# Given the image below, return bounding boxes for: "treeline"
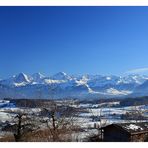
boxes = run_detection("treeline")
[120,96,148,106]
[79,98,120,104]
[4,96,148,107]
[5,98,53,108]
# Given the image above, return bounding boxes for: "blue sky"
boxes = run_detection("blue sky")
[0,6,148,78]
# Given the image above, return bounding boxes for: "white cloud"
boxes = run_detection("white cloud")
[126,68,148,74]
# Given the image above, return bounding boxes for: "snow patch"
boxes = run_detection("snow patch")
[125,124,143,130]
[106,88,132,95]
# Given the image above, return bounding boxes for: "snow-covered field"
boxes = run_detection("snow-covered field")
[0,100,148,125]
[0,99,148,141]
[76,102,148,129]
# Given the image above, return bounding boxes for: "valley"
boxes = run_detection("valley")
[0,98,148,142]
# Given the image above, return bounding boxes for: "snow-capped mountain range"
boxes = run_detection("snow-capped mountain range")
[1,72,148,99]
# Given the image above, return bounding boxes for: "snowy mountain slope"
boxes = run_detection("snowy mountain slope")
[50,72,72,81]
[0,72,148,99]
[31,72,45,83]
[0,73,31,87]
[131,80,148,97]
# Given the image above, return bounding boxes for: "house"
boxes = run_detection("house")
[100,122,148,142]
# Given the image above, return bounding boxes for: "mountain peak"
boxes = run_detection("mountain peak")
[31,72,45,82]
[14,73,30,83]
[57,72,67,76]
[1,72,148,99]
[17,72,26,76]
[50,72,71,80]
[32,72,44,78]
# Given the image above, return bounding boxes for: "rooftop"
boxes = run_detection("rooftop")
[102,122,148,134]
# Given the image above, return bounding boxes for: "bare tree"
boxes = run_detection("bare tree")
[14,113,24,141]
[40,100,80,142]
[12,111,39,142]
[1,104,41,142]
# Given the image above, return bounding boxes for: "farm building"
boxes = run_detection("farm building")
[100,122,148,142]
